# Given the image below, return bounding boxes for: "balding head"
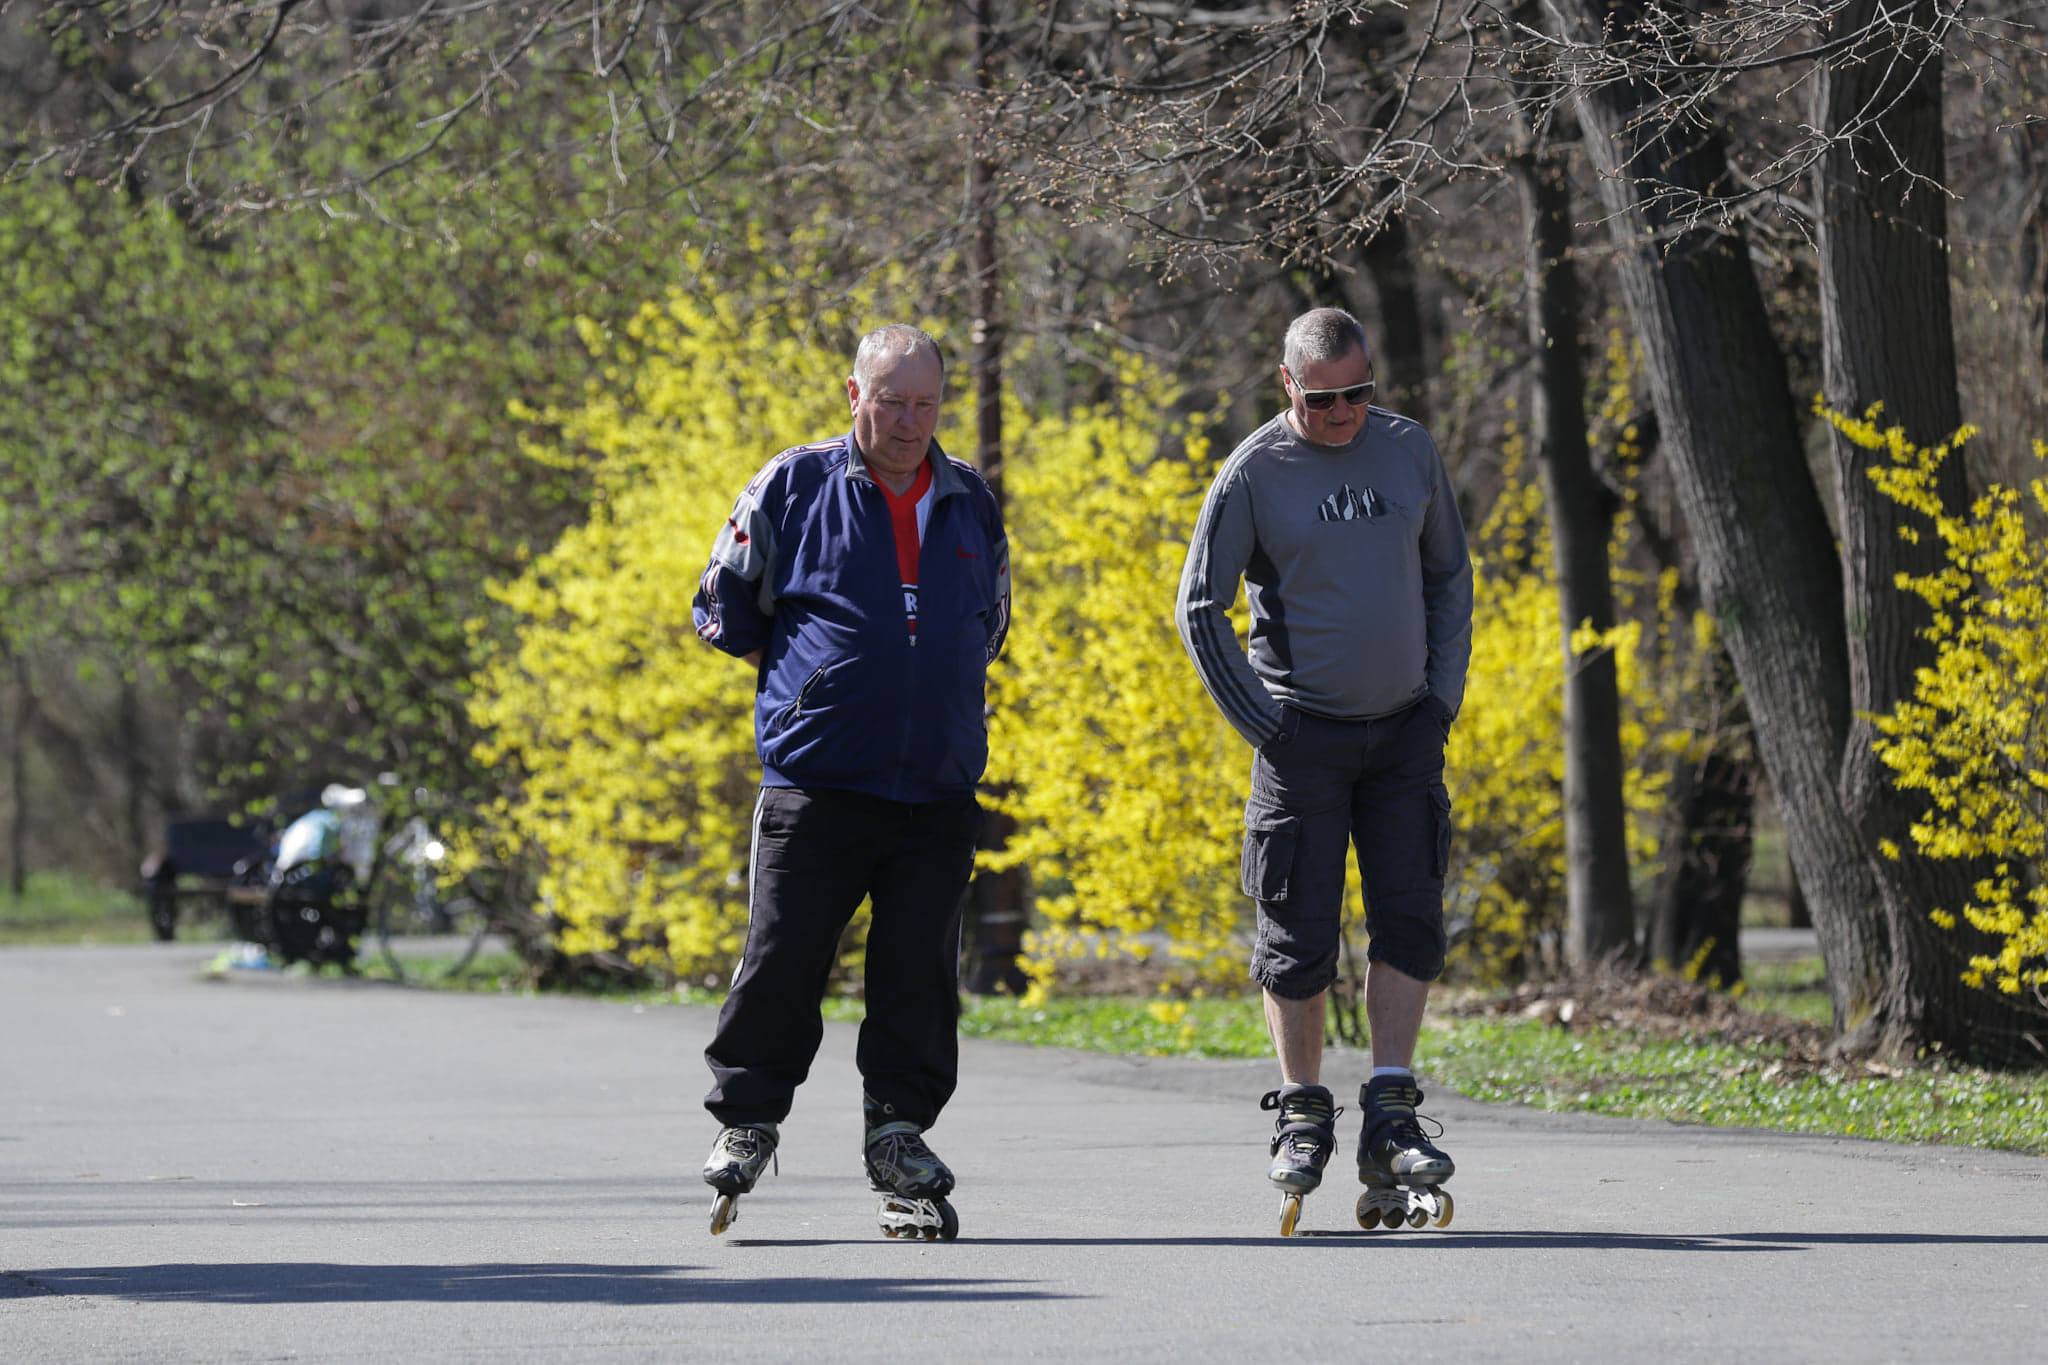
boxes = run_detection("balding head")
[852,324,945,391]
[847,323,946,492]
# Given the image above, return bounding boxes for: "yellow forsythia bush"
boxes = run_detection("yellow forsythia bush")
[471,297,1702,991]
[989,370,1689,993]
[1846,406,2048,996]
[467,263,877,978]
[1440,429,1683,979]
[980,375,1248,996]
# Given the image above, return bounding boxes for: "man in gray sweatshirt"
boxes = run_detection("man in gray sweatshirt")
[1176,307,1472,1235]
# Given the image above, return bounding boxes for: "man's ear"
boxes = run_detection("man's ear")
[846,375,860,411]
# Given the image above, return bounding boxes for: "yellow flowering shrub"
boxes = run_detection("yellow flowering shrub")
[472,302,1704,994]
[990,347,1692,995]
[980,376,1249,997]
[1443,427,1681,980]
[1844,404,2048,996]
[467,264,882,980]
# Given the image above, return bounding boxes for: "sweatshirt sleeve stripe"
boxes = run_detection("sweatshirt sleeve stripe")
[1177,458,1283,745]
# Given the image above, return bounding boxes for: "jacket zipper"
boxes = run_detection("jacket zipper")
[774,666,825,732]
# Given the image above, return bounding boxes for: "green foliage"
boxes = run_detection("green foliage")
[1841,405,2048,996]
[0,142,662,825]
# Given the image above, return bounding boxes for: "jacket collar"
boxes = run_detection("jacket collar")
[844,432,969,500]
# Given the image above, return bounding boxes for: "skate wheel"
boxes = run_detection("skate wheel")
[1406,1206,1429,1230]
[1354,1194,1381,1230]
[937,1199,960,1242]
[709,1193,738,1236]
[1432,1190,1454,1228]
[1279,1192,1303,1238]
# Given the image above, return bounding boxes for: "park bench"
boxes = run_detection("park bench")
[139,818,270,941]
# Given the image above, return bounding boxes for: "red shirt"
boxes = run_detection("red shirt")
[876,460,934,637]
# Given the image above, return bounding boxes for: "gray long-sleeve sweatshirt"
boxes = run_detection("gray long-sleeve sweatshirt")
[1176,409,1473,749]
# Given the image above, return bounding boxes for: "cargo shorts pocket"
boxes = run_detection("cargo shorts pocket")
[1431,786,1453,879]
[1240,802,1300,903]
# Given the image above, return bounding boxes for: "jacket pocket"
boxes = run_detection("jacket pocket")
[766,662,838,738]
[1240,801,1300,902]
[1431,785,1453,878]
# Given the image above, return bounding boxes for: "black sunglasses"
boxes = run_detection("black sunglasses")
[1292,378,1375,411]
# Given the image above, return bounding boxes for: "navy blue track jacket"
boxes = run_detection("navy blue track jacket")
[692,433,1011,804]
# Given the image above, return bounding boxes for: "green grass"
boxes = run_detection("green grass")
[1737,958,1834,1025]
[954,994,1274,1058]
[1419,1015,2048,1154]
[353,946,2048,1156]
[0,872,154,945]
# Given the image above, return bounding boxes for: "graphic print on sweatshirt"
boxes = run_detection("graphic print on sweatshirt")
[1317,482,1389,522]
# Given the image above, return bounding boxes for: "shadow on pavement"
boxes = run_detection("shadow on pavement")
[2,1264,1072,1305]
[728,1230,2048,1252]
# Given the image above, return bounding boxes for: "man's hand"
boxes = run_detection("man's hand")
[1257,706,1301,756]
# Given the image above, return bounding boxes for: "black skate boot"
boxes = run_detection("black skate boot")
[862,1097,959,1242]
[702,1122,778,1235]
[1356,1075,1455,1231]
[1261,1083,1342,1237]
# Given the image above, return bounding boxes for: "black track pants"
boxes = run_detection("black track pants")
[704,785,980,1130]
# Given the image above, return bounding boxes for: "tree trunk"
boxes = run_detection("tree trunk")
[121,671,147,879]
[1647,650,1755,987]
[1814,1,2045,1060]
[10,653,30,897]
[1511,145,1635,964]
[1786,874,1811,930]
[1565,0,1892,1039]
[962,0,1028,996]
[1611,415,1759,986]
[1359,216,1432,425]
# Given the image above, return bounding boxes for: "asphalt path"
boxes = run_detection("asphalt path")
[4,943,2045,1362]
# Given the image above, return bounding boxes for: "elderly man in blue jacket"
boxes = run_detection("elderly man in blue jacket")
[690,324,1009,1242]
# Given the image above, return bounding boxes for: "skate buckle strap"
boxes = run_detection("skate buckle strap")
[1264,1088,1344,1159]
[1272,1121,1341,1160]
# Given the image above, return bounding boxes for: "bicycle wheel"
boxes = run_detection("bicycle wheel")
[378,890,489,984]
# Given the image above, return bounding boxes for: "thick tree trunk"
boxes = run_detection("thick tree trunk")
[1359,216,1431,425]
[962,0,1027,996]
[1815,1,2046,1060]
[1511,147,1635,963]
[1565,0,1891,1039]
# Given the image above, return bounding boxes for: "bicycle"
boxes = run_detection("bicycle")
[373,816,491,984]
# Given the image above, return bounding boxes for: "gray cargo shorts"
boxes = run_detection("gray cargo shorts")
[1242,698,1453,999]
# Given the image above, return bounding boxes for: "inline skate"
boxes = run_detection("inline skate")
[702,1122,778,1235]
[1261,1083,1342,1237]
[1356,1075,1454,1231]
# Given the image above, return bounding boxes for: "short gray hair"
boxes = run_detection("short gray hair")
[1282,307,1369,374]
[853,324,945,388]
